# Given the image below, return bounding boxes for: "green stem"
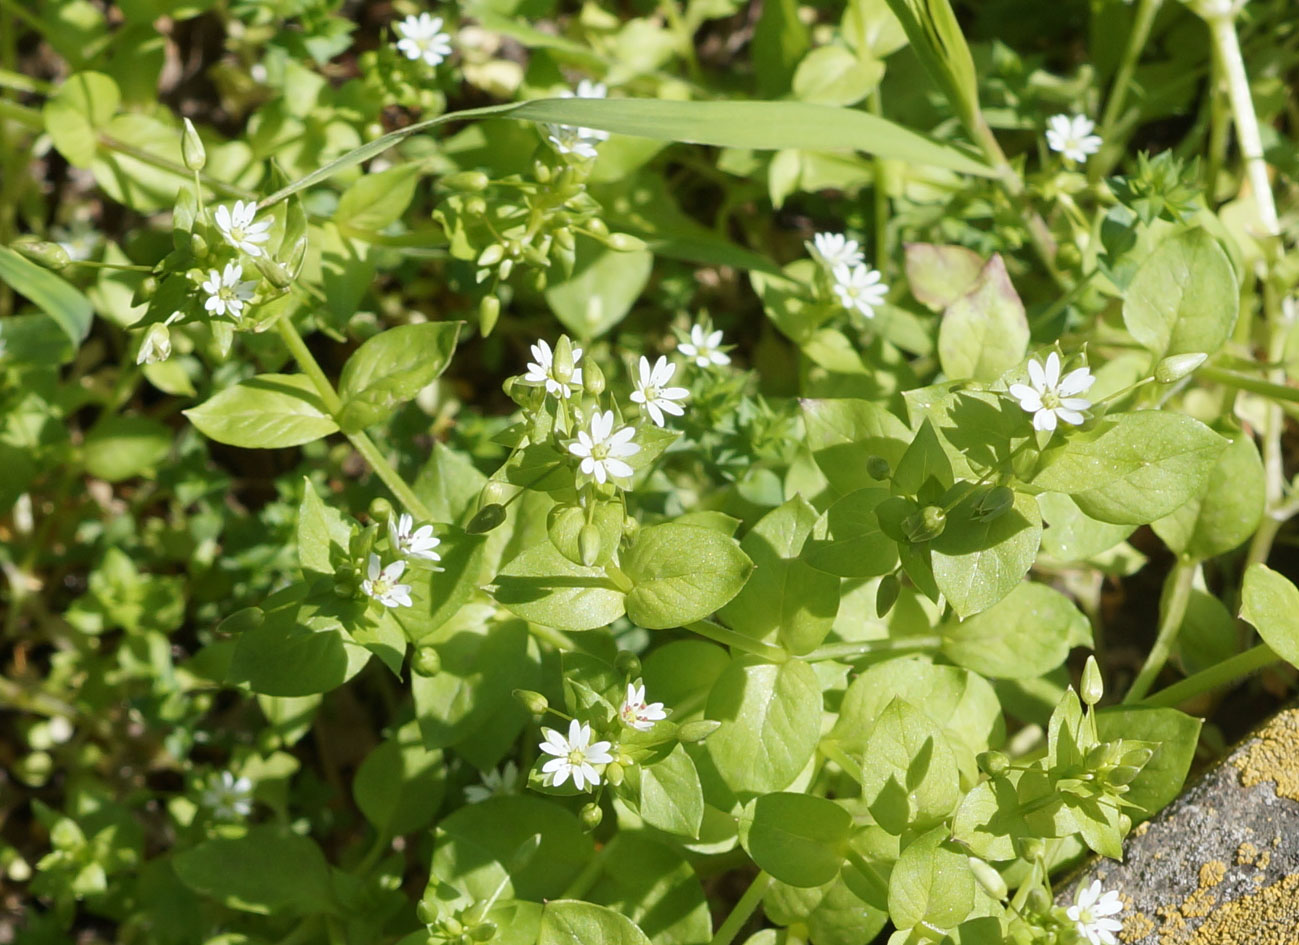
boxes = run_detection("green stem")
[0,97,41,129]
[708,870,771,945]
[1140,643,1278,708]
[1198,364,1299,403]
[528,622,577,652]
[0,66,50,95]
[99,133,258,201]
[1094,0,1164,177]
[1123,557,1198,703]
[686,619,788,663]
[804,635,941,663]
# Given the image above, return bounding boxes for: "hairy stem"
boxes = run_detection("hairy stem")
[1124,557,1198,703]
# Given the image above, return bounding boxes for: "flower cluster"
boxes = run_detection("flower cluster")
[809,231,889,319]
[536,682,667,793]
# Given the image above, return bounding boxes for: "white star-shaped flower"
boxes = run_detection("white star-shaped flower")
[202,771,253,820]
[1009,351,1095,433]
[1045,114,1102,163]
[523,339,584,399]
[629,355,689,427]
[388,512,442,564]
[618,682,667,732]
[214,200,272,257]
[568,410,640,484]
[201,262,257,319]
[809,232,864,270]
[1067,880,1124,945]
[394,13,453,67]
[538,719,614,792]
[678,324,730,368]
[544,79,609,157]
[464,761,519,804]
[831,264,888,318]
[361,554,413,608]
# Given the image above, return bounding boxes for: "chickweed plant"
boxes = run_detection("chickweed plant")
[2,0,1298,943]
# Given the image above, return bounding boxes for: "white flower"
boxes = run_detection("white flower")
[810,232,864,270]
[51,223,99,262]
[394,12,453,67]
[678,324,730,368]
[136,323,172,365]
[538,719,614,792]
[1045,114,1103,163]
[568,410,640,484]
[388,512,442,563]
[523,339,584,399]
[202,771,253,820]
[1009,352,1095,434]
[361,554,413,608]
[831,264,889,319]
[629,356,689,427]
[464,761,519,804]
[201,262,257,319]
[545,78,609,157]
[214,200,272,257]
[1067,880,1124,945]
[618,682,667,732]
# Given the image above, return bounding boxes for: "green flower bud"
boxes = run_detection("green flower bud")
[606,233,647,252]
[1017,837,1045,861]
[442,170,490,192]
[480,480,512,506]
[190,232,209,258]
[602,761,623,786]
[132,275,158,305]
[1056,243,1083,270]
[416,899,440,925]
[578,522,602,566]
[1121,745,1156,768]
[12,238,70,271]
[256,255,292,290]
[466,503,507,534]
[677,719,722,743]
[585,218,609,238]
[413,647,442,677]
[137,323,173,365]
[902,506,947,543]
[583,360,606,395]
[1118,812,1132,834]
[441,916,464,938]
[497,257,514,280]
[50,818,84,851]
[512,689,548,716]
[1081,655,1104,706]
[1025,887,1052,913]
[614,651,642,679]
[973,486,1015,522]
[477,244,506,268]
[1107,764,1142,786]
[464,195,488,216]
[623,515,639,537]
[977,751,1010,777]
[369,497,394,523]
[528,269,548,292]
[478,295,501,337]
[533,159,553,183]
[579,802,603,831]
[553,335,576,382]
[554,226,575,251]
[469,921,497,942]
[181,118,206,171]
[875,573,901,617]
[1155,352,1208,384]
[968,857,1008,901]
[866,455,891,481]
[1086,741,1123,770]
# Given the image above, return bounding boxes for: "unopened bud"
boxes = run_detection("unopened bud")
[875,573,901,617]
[50,819,83,850]
[677,719,722,743]
[583,360,605,395]
[12,238,70,271]
[255,256,292,290]
[478,295,501,336]
[478,244,506,268]
[554,226,575,251]
[528,268,548,292]
[553,335,575,382]
[469,921,497,941]
[1026,887,1052,913]
[977,751,1010,777]
[866,455,891,481]
[579,802,603,830]
[533,159,553,183]
[614,651,642,678]
[622,515,639,537]
[973,486,1014,522]
[1081,655,1104,706]
[1155,352,1208,384]
[606,233,646,252]
[512,689,548,716]
[1121,745,1155,768]
[1017,837,1045,861]
[578,522,602,566]
[181,118,206,171]
[968,858,1008,900]
[413,647,441,677]
[443,170,490,192]
[902,506,946,543]
[497,257,514,280]
[602,761,623,786]
[368,497,394,523]
[585,218,609,238]
[465,195,488,216]
[137,323,172,364]
[416,899,440,925]
[190,232,209,258]
[467,503,507,533]
[1108,764,1142,786]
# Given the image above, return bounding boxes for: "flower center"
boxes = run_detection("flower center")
[372,576,393,596]
[591,442,611,461]
[218,286,236,301]
[1040,389,1062,410]
[567,748,586,766]
[644,385,660,401]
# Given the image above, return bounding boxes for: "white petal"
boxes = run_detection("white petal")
[603,458,633,479]
[630,390,647,404]
[1027,358,1046,390]
[1043,351,1061,388]
[1059,367,1095,396]
[1034,409,1058,432]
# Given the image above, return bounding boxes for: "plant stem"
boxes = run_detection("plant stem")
[1140,643,1277,708]
[1123,557,1198,703]
[804,635,942,663]
[1198,364,1299,402]
[686,619,788,663]
[708,870,771,945]
[275,317,432,520]
[1094,0,1164,177]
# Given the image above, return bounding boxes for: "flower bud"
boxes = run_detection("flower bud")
[583,360,605,395]
[1025,887,1052,913]
[368,497,394,523]
[677,719,722,743]
[602,761,623,786]
[467,503,507,533]
[478,244,506,268]
[137,323,173,364]
[968,857,1008,900]
[578,522,602,566]
[585,218,609,238]
[51,818,84,850]
[478,295,501,336]
[866,455,891,481]
[465,195,488,216]
[442,170,490,192]
[12,238,70,271]
[413,647,442,677]
[1107,764,1142,786]
[1121,745,1155,768]
[973,486,1014,522]
[181,118,206,171]
[528,268,548,292]
[579,802,603,830]
[132,275,158,305]
[1081,655,1104,706]
[553,335,576,382]
[977,750,1010,777]
[512,689,548,716]
[189,232,209,258]
[902,506,947,543]
[606,233,646,252]
[416,899,440,925]
[469,921,497,941]
[623,515,639,537]
[614,651,642,678]
[497,257,514,280]
[1118,812,1132,833]
[554,226,575,251]
[533,159,553,183]
[1017,837,1045,861]
[875,573,901,617]
[256,255,292,290]
[1086,742,1123,770]
[1155,352,1208,384]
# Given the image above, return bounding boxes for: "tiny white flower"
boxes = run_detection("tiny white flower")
[678,324,730,368]
[524,339,584,399]
[568,410,640,485]
[831,264,889,319]
[136,323,172,365]
[361,554,413,608]
[394,12,453,67]
[629,356,690,427]
[213,200,272,257]
[1009,351,1095,434]
[464,761,519,804]
[545,79,609,157]
[388,512,442,564]
[51,223,99,262]
[618,682,667,732]
[538,719,614,792]
[1067,880,1124,945]
[1045,114,1103,163]
[201,262,257,319]
[202,771,254,820]
[809,232,864,270]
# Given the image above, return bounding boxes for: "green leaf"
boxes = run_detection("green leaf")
[548,501,625,568]
[706,657,822,795]
[544,239,654,339]
[42,71,119,168]
[892,419,954,500]
[337,322,461,432]
[622,524,753,630]
[739,793,852,888]
[1152,429,1264,559]
[1039,493,1134,562]
[858,698,961,833]
[539,900,652,945]
[803,487,900,579]
[493,541,626,632]
[940,582,1088,679]
[334,163,422,231]
[0,246,94,345]
[936,254,1029,383]
[886,827,975,932]
[185,374,339,449]
[931,489,1042,618]
[1122,228,1239,358]
[353,720,445,836]
[1095,707,1201,821]
[752,0,809,96]
[296,480,351,576]
[81,415,171,482]
[172,826,337,916]
[1032,411,1227,525]
[226,592,372,697]
[1240,564,1299,669]
[582,833,711,945]
[638,744,705,838]
[802,398,912,496]
[791,45,882,106]
[904,243,984,312]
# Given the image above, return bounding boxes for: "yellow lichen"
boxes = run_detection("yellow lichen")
[1232,710,1299,802]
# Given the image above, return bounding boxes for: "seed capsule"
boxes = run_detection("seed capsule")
[181,118,206,171]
